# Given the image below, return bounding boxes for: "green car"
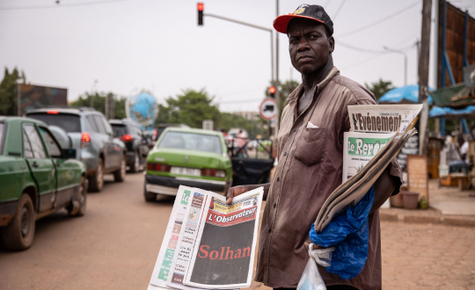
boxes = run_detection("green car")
[0,117,87,251]
[144,128,233,201]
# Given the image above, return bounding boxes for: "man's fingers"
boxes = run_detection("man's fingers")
[225,186,246,205]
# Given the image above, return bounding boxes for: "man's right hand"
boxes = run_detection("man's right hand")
[226,185,248,205]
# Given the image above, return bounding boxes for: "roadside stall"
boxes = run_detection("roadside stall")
[429,67,475,189]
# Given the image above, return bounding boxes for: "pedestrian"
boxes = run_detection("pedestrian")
[226,4,402,290]
[235,129,249,158]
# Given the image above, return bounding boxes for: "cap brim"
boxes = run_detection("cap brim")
[273,14,325,34]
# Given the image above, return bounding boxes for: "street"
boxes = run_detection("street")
[1,173,475,289]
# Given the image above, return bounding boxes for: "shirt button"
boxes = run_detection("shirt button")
[268,229,272,233]
[277,177,280,182]
[273,203,276,208]
[293,128,297,132]
[284,152,287,156]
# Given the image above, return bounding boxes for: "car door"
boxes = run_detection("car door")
[38,126,78,208]
[23,123,57,213]
[100,116,121,169]
[92,115,115,171]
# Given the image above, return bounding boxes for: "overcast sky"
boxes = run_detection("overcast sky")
[1,0,474,113]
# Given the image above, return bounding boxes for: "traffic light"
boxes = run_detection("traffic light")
[197,3,204,26]
[269,86,276,98]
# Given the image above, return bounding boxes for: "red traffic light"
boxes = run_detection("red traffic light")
[197,3,204,25]
[269,86,276,94]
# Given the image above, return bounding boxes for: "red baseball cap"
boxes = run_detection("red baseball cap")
[273,4,334,36]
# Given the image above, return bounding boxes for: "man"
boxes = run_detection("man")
[226,4,402,290]
[235,129,249,157]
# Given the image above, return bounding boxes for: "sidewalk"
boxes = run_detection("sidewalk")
[380,179,475,227]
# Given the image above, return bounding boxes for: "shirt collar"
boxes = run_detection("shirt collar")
[287,66,340,104]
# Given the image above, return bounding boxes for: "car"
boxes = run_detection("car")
[0,117,87,251]
[109,119,150,173]
[144,127,233,201]
[25,107,127,192]
[152,123,190,142]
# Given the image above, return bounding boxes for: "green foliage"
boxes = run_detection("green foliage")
[0,67,26,115]
[365,78,394,100]
[70,92,127,119]
[216,112,268,139]
[157,89,219,129]
[156,88,269,139]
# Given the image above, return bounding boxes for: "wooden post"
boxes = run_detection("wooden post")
[418,0,433,155]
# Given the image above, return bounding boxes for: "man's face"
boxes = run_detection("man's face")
[287,18,334,75]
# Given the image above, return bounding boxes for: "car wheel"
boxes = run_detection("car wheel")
[1,194,36,251]
[144,183,155,202]
[68,177,87,217]
[130,151,140,173]
[114,154,126,182]
[88,157,104,192]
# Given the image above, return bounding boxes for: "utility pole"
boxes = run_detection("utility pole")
[274,0,280,144]
[418,0,432,155]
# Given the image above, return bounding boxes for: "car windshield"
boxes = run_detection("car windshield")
[0,122,4,153]
[27,113,81,133]
[158,131,222,154]
[111,124,127,138]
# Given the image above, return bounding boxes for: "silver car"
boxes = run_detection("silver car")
[26,108,127,192]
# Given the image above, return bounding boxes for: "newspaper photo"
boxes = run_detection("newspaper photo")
[148,186,264,290]
[348,104,422,133]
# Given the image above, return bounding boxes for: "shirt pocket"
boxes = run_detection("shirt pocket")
[294,127,327,166]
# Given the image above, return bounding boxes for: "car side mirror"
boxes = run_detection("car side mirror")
[62,149,77,159]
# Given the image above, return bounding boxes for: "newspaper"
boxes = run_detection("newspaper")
[348,104,422,133]
[315,104,421,233]
[148,185,264,290]
[342,132,394,182]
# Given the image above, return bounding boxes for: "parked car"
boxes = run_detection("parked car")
[109,119,149,173]
[25,108,127,192]
[0,117,87,251]
[144,127,233,202]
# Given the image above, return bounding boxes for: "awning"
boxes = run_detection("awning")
[378,85,433,105]
[429,105,475,119]
[429,83,475,108]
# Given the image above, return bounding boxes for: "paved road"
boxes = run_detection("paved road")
[0,172,169,290]
[1,173,474,289]
[250,221,475,290]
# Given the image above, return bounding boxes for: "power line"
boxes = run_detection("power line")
[332,0,346,20]
[0,0,130,11]
[336,1,421,38]
[337,40,389,54]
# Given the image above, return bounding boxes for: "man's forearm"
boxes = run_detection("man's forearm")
[371,166,401,213]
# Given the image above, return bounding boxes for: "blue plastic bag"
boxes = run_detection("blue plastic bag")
[309,186,374,280]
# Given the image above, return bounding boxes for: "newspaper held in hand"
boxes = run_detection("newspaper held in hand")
[315,104,421,233]
[348,104,422,133]
[148,185,264,290]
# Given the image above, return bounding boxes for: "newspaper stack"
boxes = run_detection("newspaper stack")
[148,186,264,290]
[314,104,423,233]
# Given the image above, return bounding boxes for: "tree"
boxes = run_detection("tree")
[216,112,267,139]
[70,92,127,119]
[365,78,394,101]
[0,67,26,115]
[158,89,220,129]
